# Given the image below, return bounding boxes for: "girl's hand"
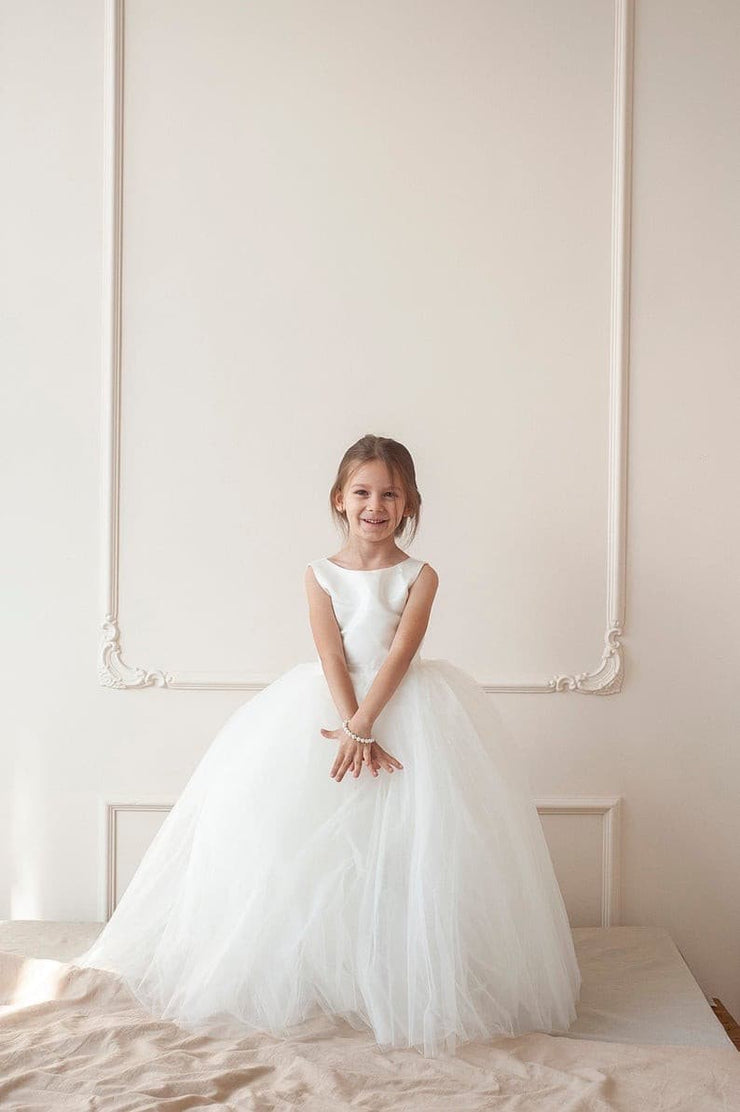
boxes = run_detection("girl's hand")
[320,727,404,781]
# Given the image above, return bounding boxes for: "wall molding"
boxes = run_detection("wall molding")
[99,0,634,694]
[101,800,173,921]
[103,796,621,925]
[535,795,622,927]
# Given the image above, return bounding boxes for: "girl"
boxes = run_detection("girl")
[74,433,581,1058]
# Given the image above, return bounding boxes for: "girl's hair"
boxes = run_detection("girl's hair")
[330,434,421,545]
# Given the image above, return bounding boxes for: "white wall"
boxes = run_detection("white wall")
[2,1,739,1017]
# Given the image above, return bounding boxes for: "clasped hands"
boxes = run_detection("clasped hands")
[321,717,404,781]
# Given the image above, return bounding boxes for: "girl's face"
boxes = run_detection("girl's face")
[336,459,409,543]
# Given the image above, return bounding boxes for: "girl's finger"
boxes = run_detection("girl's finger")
[379,746,403,770]
[335,754,353,782]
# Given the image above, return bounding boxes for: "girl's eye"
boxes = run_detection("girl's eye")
[354,490,396,497]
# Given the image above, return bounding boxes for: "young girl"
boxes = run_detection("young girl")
[74,433,581,1058]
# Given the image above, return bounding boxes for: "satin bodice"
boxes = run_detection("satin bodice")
[308,556,428,673]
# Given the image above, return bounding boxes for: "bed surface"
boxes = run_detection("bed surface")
[0,919,731,1050]
[569,925,734,1048]
[1,921,737,1110]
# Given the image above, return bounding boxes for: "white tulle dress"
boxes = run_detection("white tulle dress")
[74,555,581,1057]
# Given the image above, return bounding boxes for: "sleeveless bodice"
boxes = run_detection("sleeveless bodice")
[308,556,428,674]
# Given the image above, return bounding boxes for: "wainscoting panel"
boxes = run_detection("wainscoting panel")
[102,796,621,926]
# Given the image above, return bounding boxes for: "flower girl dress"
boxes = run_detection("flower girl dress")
[74,555,581,1057]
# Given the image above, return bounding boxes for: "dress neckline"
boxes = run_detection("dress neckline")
[325,555,412,572]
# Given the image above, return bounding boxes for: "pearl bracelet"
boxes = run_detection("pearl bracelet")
[342,718,376,745]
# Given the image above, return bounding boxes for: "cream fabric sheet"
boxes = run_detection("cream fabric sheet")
[0,923,738,1110]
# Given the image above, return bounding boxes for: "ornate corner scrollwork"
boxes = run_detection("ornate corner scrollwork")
[99,616,173,689]
[550,625,624,695]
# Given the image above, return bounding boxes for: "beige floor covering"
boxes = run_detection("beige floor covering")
[0,924,739,1110]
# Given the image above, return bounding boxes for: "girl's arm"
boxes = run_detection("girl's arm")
[349,565,439,736]
[305,566,362,724]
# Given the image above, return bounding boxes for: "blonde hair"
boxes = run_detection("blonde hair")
[329,434,422,545]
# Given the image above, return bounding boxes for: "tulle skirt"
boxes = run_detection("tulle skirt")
[73,658,581,1058]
